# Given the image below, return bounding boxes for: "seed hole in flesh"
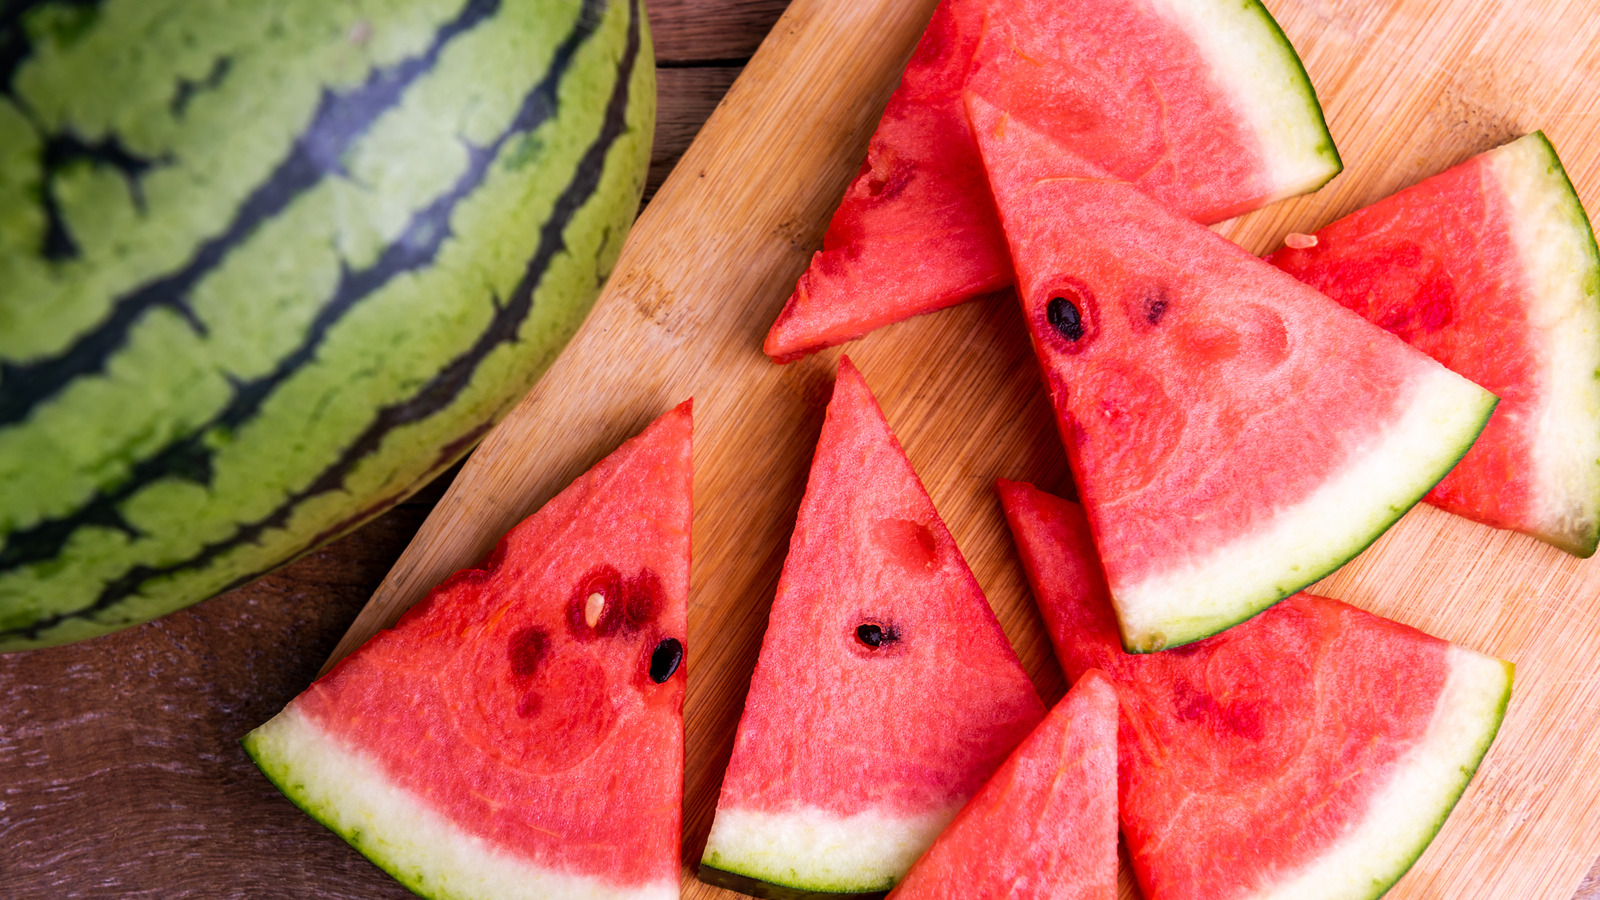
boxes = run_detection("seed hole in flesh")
[507,627,549,681]
[650,638,683,683]
[856,622,902,648]
[584,592,605,628]
[1048,295,1084,341]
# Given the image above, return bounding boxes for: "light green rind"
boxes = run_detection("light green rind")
[0,0,654,648]
[1152,0,1342,203]
[1118,367,1498,653]
[700,803,958,897]
[1488,131,1600,558]
[244,705,675,900]
[1247,650,1514,900]
[696,863,888,900]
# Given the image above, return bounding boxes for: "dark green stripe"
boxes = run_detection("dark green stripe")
[6,0,642,640]
[0,0,103,97]
[698,864,891,900]
[0,0,500,427]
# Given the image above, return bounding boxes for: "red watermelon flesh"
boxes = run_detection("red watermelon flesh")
[763,0,1341,363]
[968,91,1497,652]
[243,402,693,900]
[700,357,1045,898]
[997,479,1513,900]
[887,669,1117,900]
[1267,132,1600,557]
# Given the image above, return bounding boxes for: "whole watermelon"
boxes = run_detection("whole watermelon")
[0,0,655,650]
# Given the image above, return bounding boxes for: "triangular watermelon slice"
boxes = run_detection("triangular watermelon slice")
[887,669,1118,900]
[699,357,1045,898]
[997,479,1513,900]
[763,0,1341,362]
[967,91,1498,652]
[1267,132,1600,558]
[243,402,693,900]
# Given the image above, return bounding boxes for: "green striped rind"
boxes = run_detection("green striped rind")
[1248,648,1513,900]
[244,704,676,900]
[0,0,654,648]
[1486,131,1600,557]
[1151,0,1342,203]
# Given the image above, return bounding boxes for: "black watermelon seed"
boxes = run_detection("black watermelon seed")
[856,622,901,648]
[649,638,683,683]
[1047,296,1084,341]
[1146,296,1168,325]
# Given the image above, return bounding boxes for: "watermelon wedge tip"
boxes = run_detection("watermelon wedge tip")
[998,479,1514,900]
[886,669,1118,900]
[968,92,1497,651]
[700,357,1044,898]
[764,0,1341,362]
[1269,131,1600,557]
[245,401,693,900]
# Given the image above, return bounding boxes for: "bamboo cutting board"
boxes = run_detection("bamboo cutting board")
[326,0,1600,897]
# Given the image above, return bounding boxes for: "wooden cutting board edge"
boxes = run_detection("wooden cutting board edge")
[319,1,1600,898]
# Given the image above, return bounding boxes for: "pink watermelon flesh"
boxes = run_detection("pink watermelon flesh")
[1267,132,1600,557]
[700,356,1046,898]
[243,402,693,900]
[887,669,1117,900]
[763,0,1340,362]
[997,479,1513,900]
[968,91,1496,651]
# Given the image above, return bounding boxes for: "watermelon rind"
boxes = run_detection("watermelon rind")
[244,705,676,900]
[1247,647,1513,900]
[1488,132,1600,557]
[1115,364,1497,652]
[696,865,887,900]
[701,805,956,898]
[1150,0,1342,204]
[0,0,654,649]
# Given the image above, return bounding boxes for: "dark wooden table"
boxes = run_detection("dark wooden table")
[3,1,1598,898]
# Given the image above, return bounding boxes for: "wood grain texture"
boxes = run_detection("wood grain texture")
[327,0,1600,899]
[0,489,440,899]
[649,0,788,62]
[648,66,743,202]
[5,0,1600,898]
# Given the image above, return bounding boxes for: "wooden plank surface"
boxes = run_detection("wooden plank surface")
[4,0,1600,899]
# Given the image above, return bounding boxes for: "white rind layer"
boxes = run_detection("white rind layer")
[1149,0,1340,202]
[243,705,676,900]
[1248,645,1514,900]
[1487,133,1600,555]
[1114,363,1496,651]
[701,803,960,894]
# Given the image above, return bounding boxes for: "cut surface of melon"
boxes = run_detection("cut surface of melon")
[1267,131,1600,557]
[968,92,1495,650]
[764,0,1340,361]
[243,403,693,900]
[1248,647,1513,900]
[1114,362,1496,650]
[997,481,1515,900]
[701,358,1044,897]
[245,707,676,900]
